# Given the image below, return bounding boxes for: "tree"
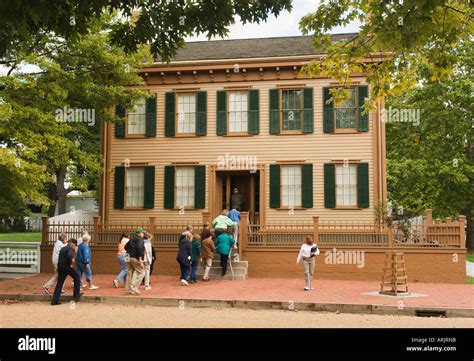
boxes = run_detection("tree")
[0,0,292,62]
[0,15,149,216]
[299,0,473,105]
[385,40,473,248]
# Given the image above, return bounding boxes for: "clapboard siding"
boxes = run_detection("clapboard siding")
[108,78,377,223]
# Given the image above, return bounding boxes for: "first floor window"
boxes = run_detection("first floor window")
[228,91,248,132]
[177,93,196,134]
[282,89,302,131]
[176,167,195,207]
[127,98,146,135]
[336,163,357,206]
[126,167,145,207]
[281,165,302,207]
[335,88,356,129]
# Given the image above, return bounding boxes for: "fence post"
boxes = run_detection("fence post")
[202,212,211,225]
[425,209,433,225]
[148,216,156,236]
[41,216,49,245]
[386,225,393,248]
[93,216,100,245]
[239,211,249,259]
[458,215,466,248]
[313,216,319,245]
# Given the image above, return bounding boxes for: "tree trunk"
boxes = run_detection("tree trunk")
[56,166,69,215]
[47,183,57,217]
[466,208,473,250]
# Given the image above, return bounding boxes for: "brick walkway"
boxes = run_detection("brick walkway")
[1,273,473,310]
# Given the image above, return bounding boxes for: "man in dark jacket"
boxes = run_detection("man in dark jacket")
[176,232,193,286]
[124,228,145,295]
[51,239,83,305]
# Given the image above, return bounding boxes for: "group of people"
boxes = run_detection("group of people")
[176,208,239,286]
[42,200,320,304]
[43,231,99,305]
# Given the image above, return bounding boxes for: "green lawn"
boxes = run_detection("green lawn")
[0,232,41,243]
[467,276,474,285]
[467,250,474,263]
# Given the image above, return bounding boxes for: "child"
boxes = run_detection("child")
[200,230,215,281]
[296,235,320,291]
[190,234,202,283]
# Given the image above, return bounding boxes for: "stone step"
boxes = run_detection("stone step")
[197,267,247,276]
[201,260,248,268]
[193,274,246,281]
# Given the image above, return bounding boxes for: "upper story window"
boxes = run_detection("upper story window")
[281,164,302,207]
[335,163,357,206]
[175,166,195,208]
[228,91,248,133]
[127,98,146,135]
[281,89,302,131]
[177,93,196,134]
[335,88,356,129]
[126,167,145,207]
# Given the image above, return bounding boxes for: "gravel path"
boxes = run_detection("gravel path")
[1,302,473,328]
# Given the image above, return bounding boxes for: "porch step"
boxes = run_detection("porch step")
[197,255,248,280]
[197,266,247,276]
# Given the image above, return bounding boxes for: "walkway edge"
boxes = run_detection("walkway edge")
[1,293,472,318]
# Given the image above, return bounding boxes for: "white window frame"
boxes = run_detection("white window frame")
[175,166,195,208]
[127,98,146,135]
[335,163,357,207]
[125,167,145,208]
[177,93,196,134]
[281,165,302,208]
[228,90,248,133]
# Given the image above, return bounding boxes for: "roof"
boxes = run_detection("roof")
[155,33,358,63]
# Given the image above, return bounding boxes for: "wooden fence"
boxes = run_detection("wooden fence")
[41,209,466,251]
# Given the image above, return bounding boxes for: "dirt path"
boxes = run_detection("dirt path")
[1,302,473,328]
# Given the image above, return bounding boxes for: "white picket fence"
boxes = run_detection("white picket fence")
[0,242,41,274]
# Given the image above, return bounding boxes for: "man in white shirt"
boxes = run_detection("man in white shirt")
[296,235,320,291]
[42,233,68,294]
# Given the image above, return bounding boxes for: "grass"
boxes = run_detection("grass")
[0,232,41,243]
[467,250,474,263]
[467,277,474,285]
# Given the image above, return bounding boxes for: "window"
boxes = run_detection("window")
[228,91,248,132]
[127,98,146,135]
[177,94,196,134]
[281,165,302,207]
[336,163,357,206]
[281,89,302,131]
[335,88,356,129]
[176,167,195,207]
[126,167,145,207]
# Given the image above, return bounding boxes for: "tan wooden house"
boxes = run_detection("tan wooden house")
[99,34,389,227]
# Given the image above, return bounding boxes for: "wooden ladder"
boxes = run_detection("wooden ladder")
[379,251,409,296]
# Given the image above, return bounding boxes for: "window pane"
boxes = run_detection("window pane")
[127,98,146,135]
[177,94,196,134]
[176,167,195,207]
[335,164,357,206]
[229,91,248,133]
[281,165,302,207]
[126,167,145,207]
[282,90,302,131]
[335,88,356,129]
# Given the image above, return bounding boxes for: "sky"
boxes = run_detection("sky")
[186,0,360,42]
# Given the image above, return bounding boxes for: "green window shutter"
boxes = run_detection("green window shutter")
[269,164,281,208]
[302,88,314,133]
[144,166,155,209]
[164,165,175,209]
[357,162,370,208]
[323,87,335,133]
[248,89,260,135]
[216,90,227,136]
[115,106,125,138]
[196,91,207,136]
[194,165,206,209]
[357,85,369,132]
[324,163,336,208]
[269,88,280,134]
[113,166,125,209]
[145,95,157,137]
[165,92,175,137]
[301,163,313,208]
